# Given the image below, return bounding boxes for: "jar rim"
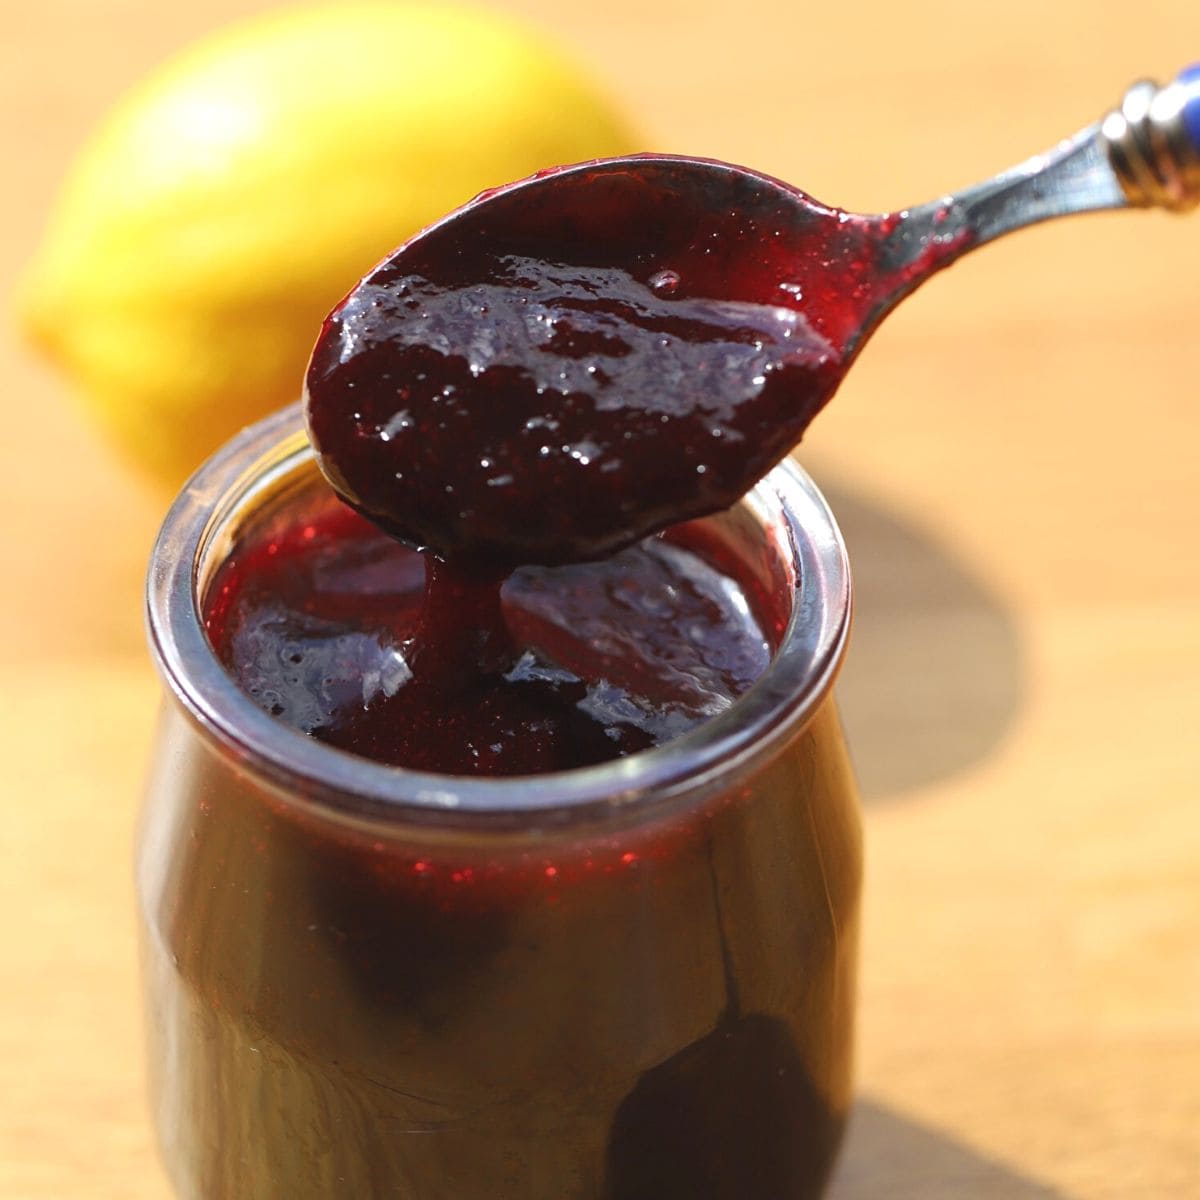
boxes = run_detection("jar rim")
[146,404,851,834]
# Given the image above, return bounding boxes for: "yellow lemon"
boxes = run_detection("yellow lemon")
[18,3,638,485]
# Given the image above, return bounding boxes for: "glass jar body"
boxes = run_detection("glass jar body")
[139,407,862,1200]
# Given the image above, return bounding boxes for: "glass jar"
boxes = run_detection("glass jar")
[139,404,862,1200]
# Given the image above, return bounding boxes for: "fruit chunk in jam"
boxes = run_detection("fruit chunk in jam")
[203,475,780,776]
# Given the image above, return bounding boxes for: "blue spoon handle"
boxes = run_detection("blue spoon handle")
[1178,64,1200,152]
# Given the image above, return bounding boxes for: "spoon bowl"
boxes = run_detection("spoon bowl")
[306,156,887,566]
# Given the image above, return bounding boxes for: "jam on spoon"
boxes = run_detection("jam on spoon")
[306,70,1200,570]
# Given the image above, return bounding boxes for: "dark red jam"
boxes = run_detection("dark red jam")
[305,157,904,569]
[203,479,781,776]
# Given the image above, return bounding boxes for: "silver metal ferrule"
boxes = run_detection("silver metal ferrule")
[1102,77,1200,212]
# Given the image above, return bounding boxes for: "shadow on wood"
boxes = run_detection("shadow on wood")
[812,475,1025,803]
[830,1098,1072,1199]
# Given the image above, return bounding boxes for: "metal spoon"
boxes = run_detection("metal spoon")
[305,68,1200,567]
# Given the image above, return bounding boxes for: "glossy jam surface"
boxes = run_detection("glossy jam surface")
[306,157,912,567]
[203,480,780,776]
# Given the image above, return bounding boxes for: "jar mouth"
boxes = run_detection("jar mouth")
[146,404,851,833]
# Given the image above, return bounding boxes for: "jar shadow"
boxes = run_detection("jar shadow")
[811,473,1025,804]
[829,1098,1073,1198]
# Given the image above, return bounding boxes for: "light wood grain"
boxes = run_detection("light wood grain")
[3,3,1199,1197]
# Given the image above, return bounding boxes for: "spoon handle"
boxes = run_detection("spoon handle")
[878,67,1200,276]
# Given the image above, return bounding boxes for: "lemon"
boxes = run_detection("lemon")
[18,3,638,485]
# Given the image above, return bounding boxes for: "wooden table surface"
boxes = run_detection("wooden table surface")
[3,2,1198,1197]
